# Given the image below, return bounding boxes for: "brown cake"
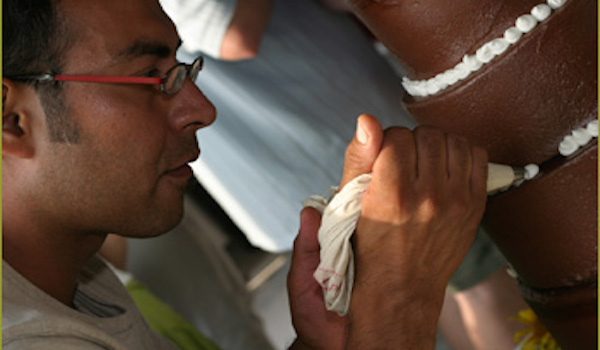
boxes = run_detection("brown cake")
[350,0,598,348]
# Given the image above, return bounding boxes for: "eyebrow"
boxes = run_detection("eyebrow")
[116,39,183,60]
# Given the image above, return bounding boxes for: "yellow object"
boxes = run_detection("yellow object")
[513,309,561,350]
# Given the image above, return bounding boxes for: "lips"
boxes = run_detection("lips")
[165,163,193,178]
[164,149,200,179]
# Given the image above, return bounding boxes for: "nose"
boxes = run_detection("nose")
[168,78,216,133]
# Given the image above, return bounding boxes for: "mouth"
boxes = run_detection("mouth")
[164,150,200,179]
[164,163,194,179]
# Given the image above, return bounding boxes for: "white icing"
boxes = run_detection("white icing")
[462,54,483,71]
[572,128,592,146]
[402,1,566,98]
[531,4,552,21]
[455,62,472,79]
[558,120,598,156]
[504,27,523,44]
[559,135,579,156]
[586,120,598,137]
[515,14,538,33]
[489,38,510,55]
[524,163,540,180]
[547,0,567,10]
[476,42,496,63]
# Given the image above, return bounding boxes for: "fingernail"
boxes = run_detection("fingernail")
[356,119,368,144]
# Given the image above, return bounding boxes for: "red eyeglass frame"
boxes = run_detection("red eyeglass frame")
[6,55,204,95]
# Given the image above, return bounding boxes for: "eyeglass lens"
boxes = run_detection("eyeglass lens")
[164,57,203,95]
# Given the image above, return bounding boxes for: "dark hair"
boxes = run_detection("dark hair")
[3,0,79,142]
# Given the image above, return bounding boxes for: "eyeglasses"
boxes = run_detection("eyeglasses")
[6,55,204,95]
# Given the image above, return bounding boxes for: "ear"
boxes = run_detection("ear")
[3,78,37,159]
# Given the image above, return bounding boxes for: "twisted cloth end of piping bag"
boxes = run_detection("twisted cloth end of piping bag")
[301,173,372,316]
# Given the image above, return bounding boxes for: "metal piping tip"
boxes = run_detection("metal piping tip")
[512,167,526,182]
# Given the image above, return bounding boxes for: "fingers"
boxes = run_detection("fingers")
[470,146,489,201]
[414,126,447,183]
[446,133,472,187]
[340,114,383,189]
[367,127,415,204]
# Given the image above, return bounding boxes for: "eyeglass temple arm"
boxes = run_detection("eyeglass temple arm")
[54,75,163,85]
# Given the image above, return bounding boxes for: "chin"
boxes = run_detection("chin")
[120,201,186,238]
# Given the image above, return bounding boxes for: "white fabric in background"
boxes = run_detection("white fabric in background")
[160,0,238,59]
[165,0,416,252]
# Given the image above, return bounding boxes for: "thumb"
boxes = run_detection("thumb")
[288,207,323,296]
[340,114,384,189]
[291,207,322,270]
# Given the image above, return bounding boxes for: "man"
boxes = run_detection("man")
[2,1,488,349]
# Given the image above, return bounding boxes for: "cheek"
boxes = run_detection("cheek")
[67,86,169,172]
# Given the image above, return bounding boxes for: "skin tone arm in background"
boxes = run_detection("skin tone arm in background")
[220,0,273,60]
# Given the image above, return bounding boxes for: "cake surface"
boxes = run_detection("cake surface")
[350,0,598,348]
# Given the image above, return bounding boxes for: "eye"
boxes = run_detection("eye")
[142,68,162,78]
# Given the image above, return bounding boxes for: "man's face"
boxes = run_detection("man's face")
[31,0,215,237]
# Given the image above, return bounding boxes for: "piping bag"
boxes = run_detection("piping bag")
[302,163,539,316]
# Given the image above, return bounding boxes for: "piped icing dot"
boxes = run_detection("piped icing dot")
[443,69,460,85]
[571,128,592,146]
[559,135,579,156]
[547,0,567,10]
[462,54,483,72]
[586,120,598,137]
[524,164,540,180]
[504,27,523,44]
[454,62,471,79]
[476,43,496,63]
[531,4,552,21]
[515,14,538,33]
[557,121,598,156]
[489,38,510,55]
[425,80,441,95]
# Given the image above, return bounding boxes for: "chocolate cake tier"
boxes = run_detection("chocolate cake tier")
[403,0,596,165]
[520,280,597,349]
[483,143,597,289]
[353,0,556,79]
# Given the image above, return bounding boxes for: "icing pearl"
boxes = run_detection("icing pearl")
[433,74,449,90]
[586,120,598,137]
[558,135,578,156]
[414,83,428,97]
[524,164,540,180]
[462,54,483,72]
[547,0,567,10]
[425,80,440,95]
[476,43,496,63]
[531,4,552,21]
[489,38,510,55]
[516,14,538,33]
[504,27,523,44]
[443,69,460,85]
[572,128,592,146]
[454,62,471,79]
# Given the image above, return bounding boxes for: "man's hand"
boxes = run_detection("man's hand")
[348,126,488,349]
[288,114,384,349]
[288,115,488,349]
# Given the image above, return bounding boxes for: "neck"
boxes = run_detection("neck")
[3,216,107,306]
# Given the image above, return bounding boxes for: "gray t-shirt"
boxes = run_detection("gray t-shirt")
[2,256,178,350]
